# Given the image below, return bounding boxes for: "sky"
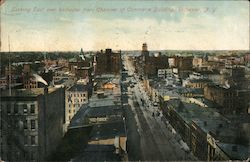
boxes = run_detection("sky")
[0,0,249,51]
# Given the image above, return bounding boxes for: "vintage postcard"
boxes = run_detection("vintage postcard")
[0,0,249,161]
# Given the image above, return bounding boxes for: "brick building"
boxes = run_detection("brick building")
[95,49,121,75]
[0,87,65,161]
[173,56,193,71]
[204,84,250,114]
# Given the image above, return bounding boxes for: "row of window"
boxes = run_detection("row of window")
[78,98,87,103]
[68,98,87,103]
[24,85,37,88]
[68,109,76,114]
[24,135,37,145]
[0,80,7,84]
[23,119,36,130]
[5,103,36,115]
[70,93,87,97]
[68,103,82,108]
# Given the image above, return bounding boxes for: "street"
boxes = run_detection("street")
[123,55,195,161]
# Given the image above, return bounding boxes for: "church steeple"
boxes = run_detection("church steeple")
[79,48,85,61]
[80,48,84,55]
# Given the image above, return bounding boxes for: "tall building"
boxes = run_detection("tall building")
[204,83,250,114]
[174,56,193,71]
[65,84,89,128]
[142,43,149,62]
[142,43,148,51]
[0,87,65,161]
[138,43,169,78]
[96,49,121,75]
[227,66,247,89]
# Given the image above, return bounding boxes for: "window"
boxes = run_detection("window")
[24,136,28,145]
[30,152,35,160]
[31,136,36,145]
[30,105,35,114]
[14,104,18,114]
[23,120,28,129]
[30,120,36,130]
[15,119,19,128]
[69,109,71,113]
[7,103,11,114]
[83,93,86,97]
[23,104,28,114]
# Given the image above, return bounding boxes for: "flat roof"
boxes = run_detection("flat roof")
[89,121,126,140]
[72,144,120,162]
[68,84,89,92]
[89,94,121,107]
[69,103,123,128]
[216,142,249,160]
[0,87,58,97]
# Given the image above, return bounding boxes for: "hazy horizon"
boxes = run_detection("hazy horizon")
[1,49,249,53]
